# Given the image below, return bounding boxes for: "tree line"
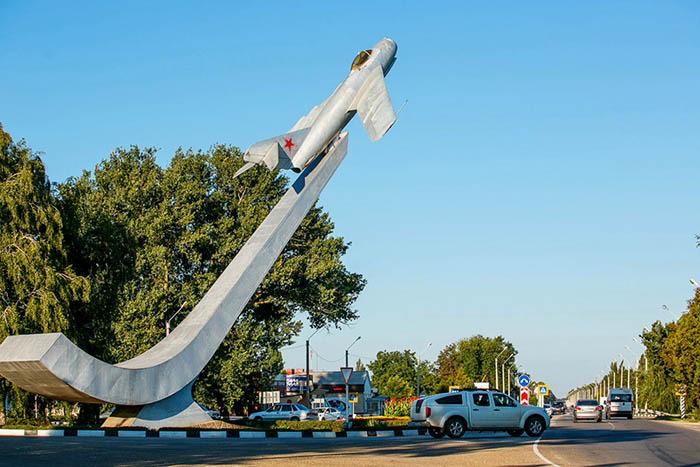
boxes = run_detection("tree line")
[0,123,365,423]
[363,335,557,402]
[569,288,700,418]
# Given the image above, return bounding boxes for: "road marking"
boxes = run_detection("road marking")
[533,435,560,467]
[607,421,615,430]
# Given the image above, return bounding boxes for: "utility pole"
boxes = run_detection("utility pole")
[345,336,361,367]
[305,328,321,407]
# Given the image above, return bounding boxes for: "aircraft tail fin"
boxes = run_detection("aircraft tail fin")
[352,65,397,142]
[234,127,311,178]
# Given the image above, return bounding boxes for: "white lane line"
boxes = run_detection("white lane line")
[533,434,560,467]
[607,421,615,429]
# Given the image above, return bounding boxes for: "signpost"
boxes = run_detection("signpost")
[449,386,460,393]
[676,384,687,419]
[536,384,549,407]
[340,367,353,422]
[520,387,529,405]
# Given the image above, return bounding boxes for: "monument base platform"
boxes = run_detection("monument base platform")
[101,381,211,429]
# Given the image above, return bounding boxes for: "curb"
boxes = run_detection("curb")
[0,428,428,439]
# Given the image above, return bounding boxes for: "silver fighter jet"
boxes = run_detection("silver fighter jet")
[234,38,398,177]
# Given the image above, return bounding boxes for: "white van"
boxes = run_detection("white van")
[606,388,634,419]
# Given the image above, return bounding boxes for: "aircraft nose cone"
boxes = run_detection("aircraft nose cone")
[381,37,398,56]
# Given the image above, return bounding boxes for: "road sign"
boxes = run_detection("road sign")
[536,384,549,396]
[518,374,530,387]
[340,367,353,384]
[449,386,460,393]
[675,384,687,396]
[520,387,529,405]
[348,392,359,404]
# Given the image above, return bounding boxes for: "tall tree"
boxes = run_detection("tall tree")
[0,124,89,418]
[58,144,365,415]
[638,321,678,413]
[662,290,700,412]
[436,335,516,392]
[368,350,438,397]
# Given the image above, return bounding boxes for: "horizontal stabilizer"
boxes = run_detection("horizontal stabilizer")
[353,65,396,141]
[235,127,311,177]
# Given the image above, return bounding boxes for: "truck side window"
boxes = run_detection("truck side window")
[472,393,491,407]
[493,393,516,407]
[435,394,463,404]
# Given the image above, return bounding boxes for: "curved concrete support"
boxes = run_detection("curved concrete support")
[101,381,210,429]
[0,133,349,407]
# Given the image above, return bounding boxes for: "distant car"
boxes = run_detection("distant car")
[197,403,220,420]
[606,388,634,419]
[551,401,565,415]
[248,403,314,422]
[573,399,603,423]
[317,407,345,421]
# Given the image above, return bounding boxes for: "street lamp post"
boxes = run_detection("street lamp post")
[494,348,508,391]
[345,336,361,367]
[416,342,432,396]
[306,328,322,407]
[618,354,624,388]
[165,301,188,336]
[502,354,514,396]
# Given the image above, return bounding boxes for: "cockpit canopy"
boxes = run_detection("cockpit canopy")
[351,49,372,71]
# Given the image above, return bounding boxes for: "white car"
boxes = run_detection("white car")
[411,390,550,439]
[317,407,345,421]
[248,403,314,421]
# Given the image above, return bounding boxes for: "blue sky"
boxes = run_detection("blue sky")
[2,1,700,397]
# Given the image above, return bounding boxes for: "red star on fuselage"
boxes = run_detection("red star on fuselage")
[283,137,294,152]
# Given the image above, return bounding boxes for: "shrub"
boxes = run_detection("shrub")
[384,396,419,417]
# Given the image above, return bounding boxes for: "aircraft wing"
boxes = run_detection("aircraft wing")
[352,65,396,142]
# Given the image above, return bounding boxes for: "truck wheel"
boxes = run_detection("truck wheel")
[428,427,445,439]
[627,414,633,420]
[445,417,466,439]
[525,416,545,437]
[507,429,524,437]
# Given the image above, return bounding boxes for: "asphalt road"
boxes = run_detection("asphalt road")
[1,416,700,466]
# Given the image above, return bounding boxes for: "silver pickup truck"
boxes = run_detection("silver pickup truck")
[410,390,550,439]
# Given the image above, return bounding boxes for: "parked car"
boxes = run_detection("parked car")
[606,388,634,419]
[410,390,550,439]
[247,403,315,421]
[317,407,345,421]
[573,399,602,423]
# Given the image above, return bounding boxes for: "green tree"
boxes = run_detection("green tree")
[662,289,700,412]
[368,350,438,397]
[436,335,516,393]
[0,124,89,418]
[355,358,366,372]
[638,321,678,413]
[58,144,365,416]
[383,375,413,399]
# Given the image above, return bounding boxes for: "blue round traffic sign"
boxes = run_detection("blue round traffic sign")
[518,374,530,387]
